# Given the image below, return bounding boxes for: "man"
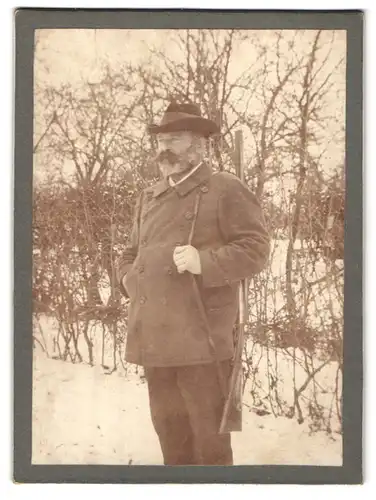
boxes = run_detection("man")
[116,102,270,465]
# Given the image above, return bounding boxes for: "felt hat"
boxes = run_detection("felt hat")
[147,102,220,138]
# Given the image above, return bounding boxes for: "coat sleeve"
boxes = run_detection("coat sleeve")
[198,174,270,288]
[115,192,143,297]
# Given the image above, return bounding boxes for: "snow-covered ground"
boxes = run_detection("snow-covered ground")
[32,349,342,466]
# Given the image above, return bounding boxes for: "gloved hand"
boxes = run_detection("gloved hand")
[173,245,202,275]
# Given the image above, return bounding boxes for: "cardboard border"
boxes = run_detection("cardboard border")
[13,9,363,484]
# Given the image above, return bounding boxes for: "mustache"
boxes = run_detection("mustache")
[155,149,180,164]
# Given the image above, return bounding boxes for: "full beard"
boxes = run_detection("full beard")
[156,149,193,179]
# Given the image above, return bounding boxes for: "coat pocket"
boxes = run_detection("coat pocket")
[203,283,237,311]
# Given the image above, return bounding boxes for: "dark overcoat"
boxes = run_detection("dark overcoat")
[117,162,270,367]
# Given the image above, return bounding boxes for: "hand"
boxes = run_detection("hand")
[173,245,202,275]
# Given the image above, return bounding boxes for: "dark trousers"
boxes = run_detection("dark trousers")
[144,360,233,465]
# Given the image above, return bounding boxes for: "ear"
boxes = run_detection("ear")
[196,135,207,151]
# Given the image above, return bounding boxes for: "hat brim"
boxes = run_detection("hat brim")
[147,116,220,137]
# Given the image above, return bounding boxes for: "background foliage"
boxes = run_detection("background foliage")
[33,29,345,434]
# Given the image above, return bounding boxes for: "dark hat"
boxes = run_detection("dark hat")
[147,102,220,138]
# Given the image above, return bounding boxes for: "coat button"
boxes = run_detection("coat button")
[140,296,146,304]
[141,238,147,246]
[138,265,145,273]
[200,185,209,193]
[167,267,173,275]
[185,212,193,220]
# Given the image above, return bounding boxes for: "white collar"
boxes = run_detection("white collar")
[168,161,203,187]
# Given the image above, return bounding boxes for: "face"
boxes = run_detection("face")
[156,131,205,177]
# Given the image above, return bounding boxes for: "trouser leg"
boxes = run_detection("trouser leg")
[177,360,233,465]
[144,366,195,465]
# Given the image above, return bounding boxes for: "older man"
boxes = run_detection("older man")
[116,102,270,465]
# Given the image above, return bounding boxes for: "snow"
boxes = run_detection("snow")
[33,354,160,465]
[32,347,342,466]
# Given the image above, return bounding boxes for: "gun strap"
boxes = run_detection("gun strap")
[188,189,228,401]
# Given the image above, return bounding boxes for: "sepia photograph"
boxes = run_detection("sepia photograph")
[29,25,349,469]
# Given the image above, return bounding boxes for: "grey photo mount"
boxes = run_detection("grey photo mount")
[14,8,363,484]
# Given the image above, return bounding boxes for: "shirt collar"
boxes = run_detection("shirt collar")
[151,162,212,198]
[168,161,203,187]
